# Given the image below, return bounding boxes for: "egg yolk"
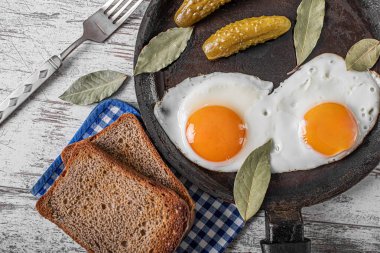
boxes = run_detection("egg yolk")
[186,105,246,162]
[302,102,358,156]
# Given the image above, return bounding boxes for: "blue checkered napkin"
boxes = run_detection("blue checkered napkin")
[31,99,244,253]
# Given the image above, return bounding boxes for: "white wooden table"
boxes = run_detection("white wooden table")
[0,1,379,252]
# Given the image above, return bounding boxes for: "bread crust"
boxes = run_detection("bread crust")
[37,141,190,253]
[61,143,75,164]
[37,141,96,253]
[61,114,195,223]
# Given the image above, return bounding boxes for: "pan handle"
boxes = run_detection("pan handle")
[260,209,311,253]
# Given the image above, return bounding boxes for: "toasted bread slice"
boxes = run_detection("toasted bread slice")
[37,142,190,253]
[61,114,194,213]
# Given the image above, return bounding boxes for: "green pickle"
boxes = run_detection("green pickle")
[175,0,232,27]
[202,16,292,60]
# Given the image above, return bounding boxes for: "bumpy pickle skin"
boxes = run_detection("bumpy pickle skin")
[202,16,292,60]
[175,0,232,27]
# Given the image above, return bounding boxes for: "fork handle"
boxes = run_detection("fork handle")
[0,55,62,125]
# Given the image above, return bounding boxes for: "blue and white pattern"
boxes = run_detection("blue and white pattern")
[31,99,244,253]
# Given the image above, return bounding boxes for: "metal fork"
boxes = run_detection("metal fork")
[0,0,143,125]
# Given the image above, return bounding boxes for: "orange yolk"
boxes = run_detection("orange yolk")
[302,102,358,156]
[186,105,246,162]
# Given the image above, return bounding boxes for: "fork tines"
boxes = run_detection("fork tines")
[101,0,143,25]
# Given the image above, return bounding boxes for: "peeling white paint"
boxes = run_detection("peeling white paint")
[0,0,379,252]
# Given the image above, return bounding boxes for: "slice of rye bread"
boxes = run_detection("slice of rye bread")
[61,114,195,213]
[36,142,190,253]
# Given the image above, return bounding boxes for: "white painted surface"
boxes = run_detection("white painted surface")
[0,0,379,252]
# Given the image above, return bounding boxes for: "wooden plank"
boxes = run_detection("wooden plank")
[0,186,85,253]
[227,217,380,253]
[0,0,380,252]
[303,175,380,228]
[1,187,379,252]
[0,0,146,190]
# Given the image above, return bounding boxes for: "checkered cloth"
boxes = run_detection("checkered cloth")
[31,99,244,253]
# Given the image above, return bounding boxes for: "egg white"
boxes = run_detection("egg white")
[154,72,273,172]
[154,54,380,174]
[246,53,380,173]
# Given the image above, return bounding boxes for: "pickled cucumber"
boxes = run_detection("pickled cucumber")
[175,0,232,27]
[202,16,292,60]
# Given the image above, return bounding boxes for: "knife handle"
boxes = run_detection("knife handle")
[0,55,62,125]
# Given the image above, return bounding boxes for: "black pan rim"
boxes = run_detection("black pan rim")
[134,0,380,209]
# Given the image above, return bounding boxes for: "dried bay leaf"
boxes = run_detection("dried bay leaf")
[134,27,193,75]
[294,0,325,66]
[59,70,127,105]
[345,38,380,71]
[233,140,272,221]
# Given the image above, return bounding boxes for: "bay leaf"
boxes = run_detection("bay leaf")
[233,140,272,221]
[345,38,380,71]
[134,27,193,75]
[294,0,325,66]
[59,70,127,105]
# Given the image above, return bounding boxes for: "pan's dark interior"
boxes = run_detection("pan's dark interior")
[135,0,380,209]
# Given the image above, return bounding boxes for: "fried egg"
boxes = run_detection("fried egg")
[154,72,273,172]
[155,54,380,173]
[247,53,380,173]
